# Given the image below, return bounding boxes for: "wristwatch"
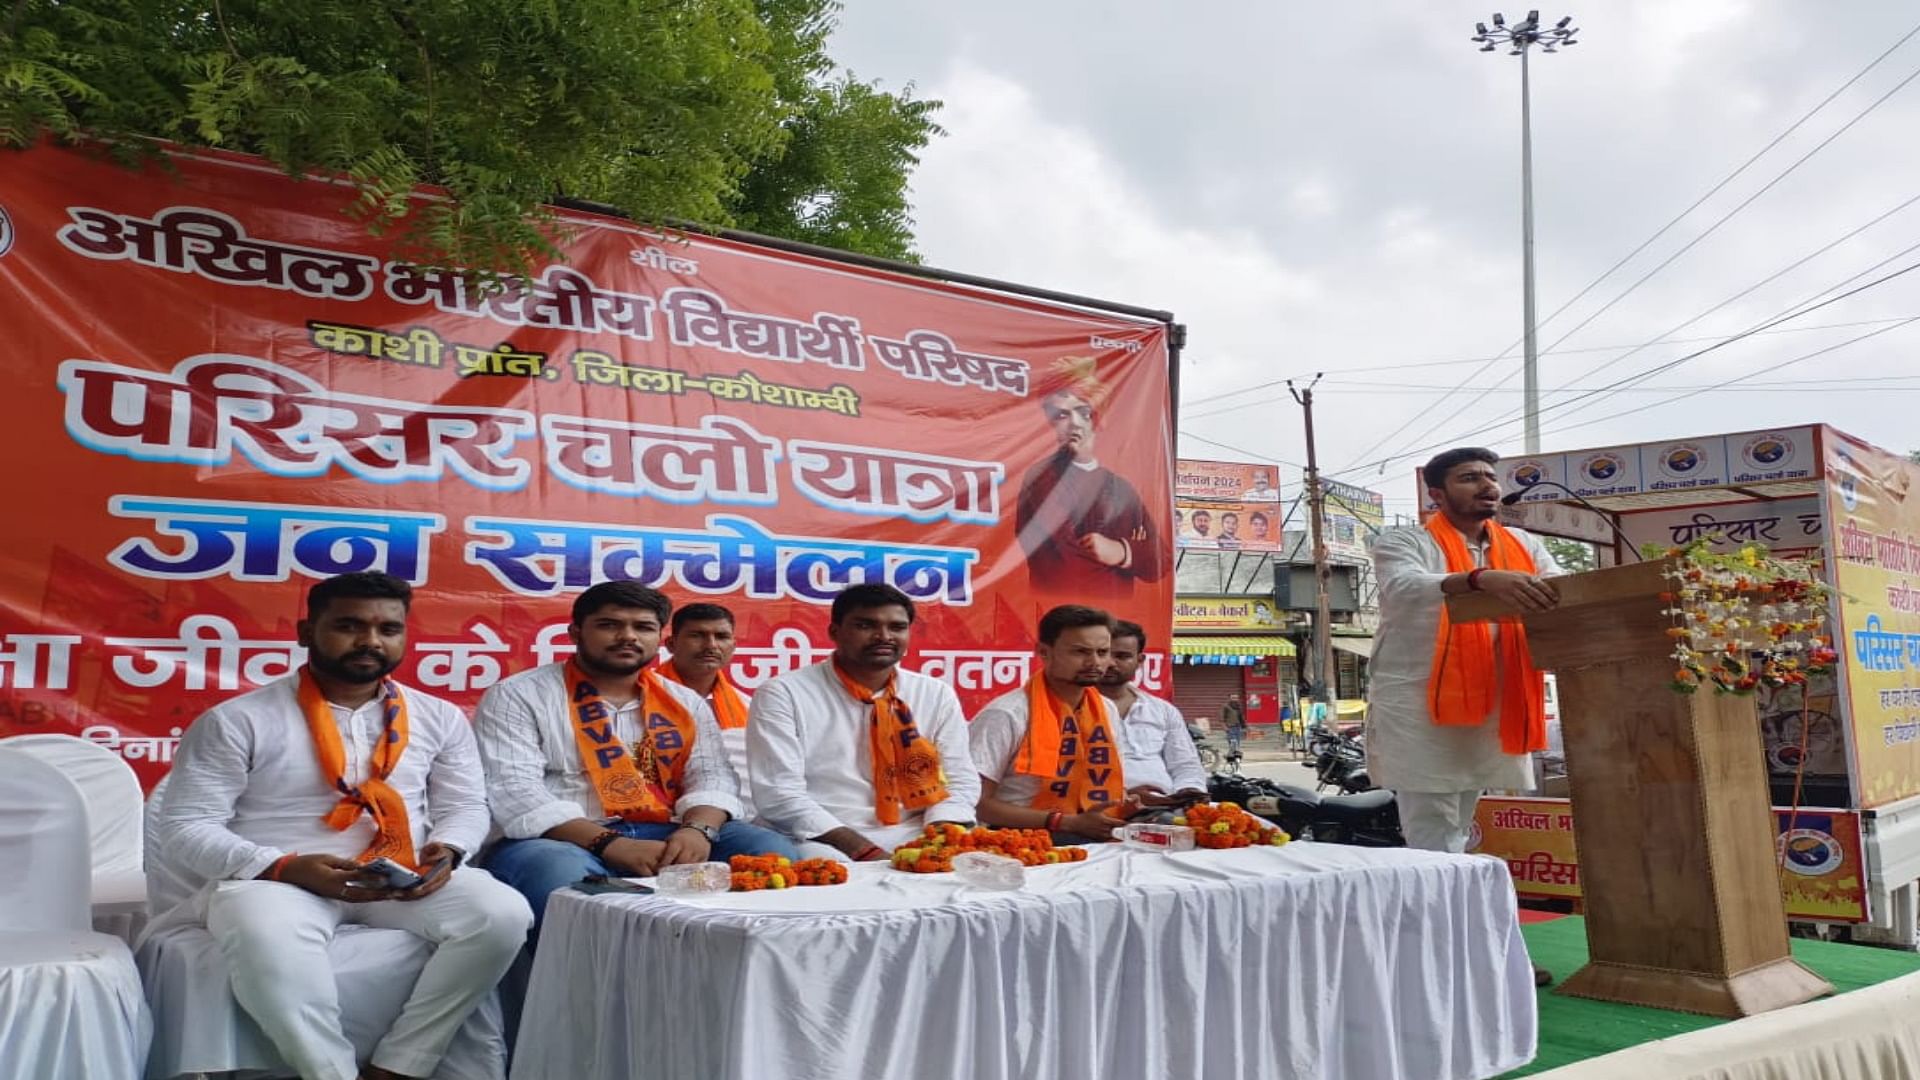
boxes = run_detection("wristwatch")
[678,821,721,843]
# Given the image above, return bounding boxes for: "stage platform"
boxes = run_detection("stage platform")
[1501,916,1920,1078]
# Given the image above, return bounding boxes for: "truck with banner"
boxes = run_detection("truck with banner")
[0,142,1180,788]
[1419,425,1920,937]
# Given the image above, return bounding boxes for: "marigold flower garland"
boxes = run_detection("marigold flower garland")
[888,822,1091,873]
[1172,802,1290,849]
[1647,539,1838,695]
[728,854,849,891]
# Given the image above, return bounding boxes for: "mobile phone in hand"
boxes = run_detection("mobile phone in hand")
[361,856,426,890]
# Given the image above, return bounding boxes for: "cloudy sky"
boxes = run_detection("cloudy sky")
[829,1,1920,516]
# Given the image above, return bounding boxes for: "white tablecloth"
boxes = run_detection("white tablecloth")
[513,844,1536,1080]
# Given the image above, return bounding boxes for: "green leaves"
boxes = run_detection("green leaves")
[2,0,940,271]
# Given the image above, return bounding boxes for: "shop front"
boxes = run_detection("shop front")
[1170,596,1296,726]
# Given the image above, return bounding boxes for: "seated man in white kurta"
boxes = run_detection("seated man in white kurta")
[475,583,796,927]
[970,605,1135,843]
[747,584,981,862]
[153,572,532,1080]
[1100,619,1210,804]
[658,600,756,820]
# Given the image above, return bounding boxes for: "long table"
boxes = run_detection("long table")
[512,843,1537,1080]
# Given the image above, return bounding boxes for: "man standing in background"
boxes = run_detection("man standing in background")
[1220,692,1246,759]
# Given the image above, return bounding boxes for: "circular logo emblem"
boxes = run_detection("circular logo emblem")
[1776,828,1842,877]
[0,204,13,258]
[1660,444,1703,479]
[1743,433,1793,469]
[1508,462,1545,490]
[1580,452,1624,483]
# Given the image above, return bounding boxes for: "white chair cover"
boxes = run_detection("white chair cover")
[1,733,148,940]
[0,746,153,1079]
[139,776,506,1080]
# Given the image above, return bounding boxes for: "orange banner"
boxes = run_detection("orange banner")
[1471,796,1867,922]
[0,143,1175,786]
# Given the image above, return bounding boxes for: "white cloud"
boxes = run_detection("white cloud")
[834,1,1920,481]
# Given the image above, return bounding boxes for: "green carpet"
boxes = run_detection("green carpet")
[1500,917,1920,1077]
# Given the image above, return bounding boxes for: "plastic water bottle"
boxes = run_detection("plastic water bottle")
[1121,823,1196,852]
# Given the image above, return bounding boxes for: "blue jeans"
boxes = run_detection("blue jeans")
[484,820,799,926]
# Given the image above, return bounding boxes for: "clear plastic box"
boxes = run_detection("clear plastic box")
[951,851,1026,890]
[653,861,732,896]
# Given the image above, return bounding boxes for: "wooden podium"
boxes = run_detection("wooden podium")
[1449,557,1831,1018]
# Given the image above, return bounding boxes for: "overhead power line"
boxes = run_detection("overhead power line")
[1334,24,1920,472]
[1325,254,1920,478]
[1180,315,1920,421]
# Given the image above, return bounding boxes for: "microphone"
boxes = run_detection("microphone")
[1499,480,1643,562]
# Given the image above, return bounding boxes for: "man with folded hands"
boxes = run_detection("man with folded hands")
[747,583,981,861]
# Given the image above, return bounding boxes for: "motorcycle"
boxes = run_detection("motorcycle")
[1188,723,1240,775]
[1304,725,1373,794]
[1208,773,1404,847]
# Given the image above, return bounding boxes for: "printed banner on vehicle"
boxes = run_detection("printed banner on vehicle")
[1825,427,1920,808]
[0,143,1175,786]
[1471,796,1868,921]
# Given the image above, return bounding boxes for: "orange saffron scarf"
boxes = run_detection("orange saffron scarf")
[1425,515,1550,754]
[297,667,416,869]
[1013,678,1126,813]
[567,661,701,823]
[658,664,749,730]
[831,662,949,825]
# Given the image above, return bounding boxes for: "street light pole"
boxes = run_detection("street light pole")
[1473,11,1579,454]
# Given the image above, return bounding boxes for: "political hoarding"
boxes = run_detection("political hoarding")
[1176,458,1282,552]
[1320,479,1384,560]
[0,143,1176,786]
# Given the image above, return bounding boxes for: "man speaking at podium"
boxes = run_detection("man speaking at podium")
[1368,447,1562,854]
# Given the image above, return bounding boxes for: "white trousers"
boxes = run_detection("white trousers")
[204,867,532,1080]
[1397,789,1483,854]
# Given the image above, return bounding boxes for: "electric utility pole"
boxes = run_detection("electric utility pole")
[1289,376,1335,704]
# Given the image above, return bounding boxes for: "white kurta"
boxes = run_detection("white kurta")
[155,675,492,886]
[968,688,1052,807]
[473,662,744,839]
[1366,522,1562,794]
[705,684,756,821]
[1111,691,1210,793]
[969,687,1166,805]
[747,661,981,849]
